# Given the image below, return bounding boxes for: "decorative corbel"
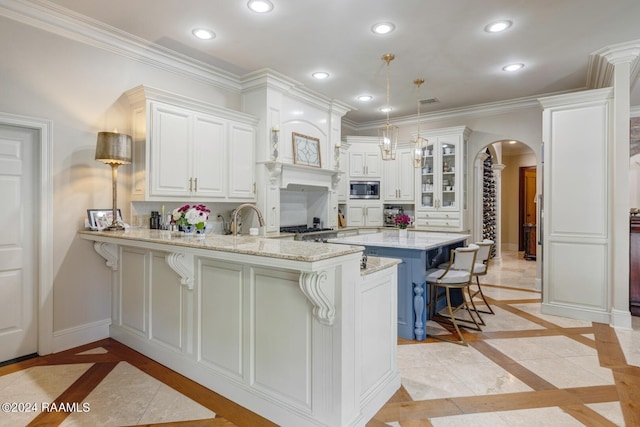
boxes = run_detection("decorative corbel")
[298,271,334,326]
[93,242,118,271]
[331,172,342,190]
[165,252,195,290]
[265,161,283,185]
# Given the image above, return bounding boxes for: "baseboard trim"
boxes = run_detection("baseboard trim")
[52,318,111,353]
[610,308,633,330]
[541,302,610,324]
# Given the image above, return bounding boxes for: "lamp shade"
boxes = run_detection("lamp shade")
[95,132,132,165]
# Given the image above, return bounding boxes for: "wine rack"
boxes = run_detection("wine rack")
[483,149,496,257]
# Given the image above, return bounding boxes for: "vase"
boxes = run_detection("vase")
[182,225,195,235]
[398,228,408,239]
[195,227,206,238]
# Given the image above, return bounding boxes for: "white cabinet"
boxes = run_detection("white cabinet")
[150,107,233,199]
[126,85,258,202]
[382,147,415,202]
[347,201,384,227]
[539,88,613,323]
[228,122,256,199]
[414,126,470,232]
[349,150,381,178]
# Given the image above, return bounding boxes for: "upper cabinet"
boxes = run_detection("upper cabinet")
[382,146,415,202]
[349,149,381,178]
[415,126,470,232]
[126,86,258,202]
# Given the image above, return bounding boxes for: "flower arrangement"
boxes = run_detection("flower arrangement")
[172,204,210,231]
[394,214,411,229]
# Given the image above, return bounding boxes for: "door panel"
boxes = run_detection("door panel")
[0,125,36,363]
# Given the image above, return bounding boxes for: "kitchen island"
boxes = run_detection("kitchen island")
[79,229,400,427]
[328,230,470,341]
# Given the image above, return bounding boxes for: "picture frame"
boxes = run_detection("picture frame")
[292,132,321,168]
[87,209,122,230]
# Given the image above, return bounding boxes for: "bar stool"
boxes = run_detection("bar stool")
[470,240,495,315]
[426,244,481,346]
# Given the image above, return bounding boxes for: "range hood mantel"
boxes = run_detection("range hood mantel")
[261,161,343,190]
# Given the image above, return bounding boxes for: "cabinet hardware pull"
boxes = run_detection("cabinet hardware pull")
[189,177,193,192]
[253,183,256,194]
[194,177,198,192]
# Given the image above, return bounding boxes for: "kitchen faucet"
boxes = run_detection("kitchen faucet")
[231,204,265,236]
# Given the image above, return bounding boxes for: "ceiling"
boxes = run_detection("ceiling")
[43,0,640,125]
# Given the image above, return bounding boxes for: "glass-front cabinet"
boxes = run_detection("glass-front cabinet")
[415,126,470,231]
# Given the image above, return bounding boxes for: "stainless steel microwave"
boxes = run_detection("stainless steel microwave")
[349,181,380,199]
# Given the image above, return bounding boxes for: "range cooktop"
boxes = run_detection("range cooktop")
[280,225,333,234]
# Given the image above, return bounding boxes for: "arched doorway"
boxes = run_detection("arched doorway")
[472,140,538,268]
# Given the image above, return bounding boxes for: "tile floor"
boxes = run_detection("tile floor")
[1,250,639,426]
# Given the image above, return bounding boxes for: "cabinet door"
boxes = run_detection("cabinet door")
[418,141,436,208]
[228,122,255,200]
[397,149,415,201]
[364,151,381,177]
[382,158,399,201]
[365,204,384,226]
[439,134,461,211]
[347,204,365,226]
[349,152,366,177]
[193,114,226,198]
[150,103,192,197]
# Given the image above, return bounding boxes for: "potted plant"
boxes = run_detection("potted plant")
[172,204,210,236]
[394,214,411,238]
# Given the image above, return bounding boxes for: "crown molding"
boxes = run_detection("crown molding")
[241,68,353,116]
[587,39,640,89]
[0,0,242,91]
[346,92,558,132]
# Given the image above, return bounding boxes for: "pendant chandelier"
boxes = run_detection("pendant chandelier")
[377,53,399,161]
[412,78,428,168]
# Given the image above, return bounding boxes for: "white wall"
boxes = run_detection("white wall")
[501,150,537,251]
[0,16,241,348]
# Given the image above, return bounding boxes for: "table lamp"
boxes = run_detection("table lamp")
[95,131,132,230]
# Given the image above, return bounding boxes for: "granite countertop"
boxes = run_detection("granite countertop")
[79,229,364,262]
[360,256,401,276]
[328,230,470,250]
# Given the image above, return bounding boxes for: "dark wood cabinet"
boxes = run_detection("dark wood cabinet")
[630,216,640,316]
[523,223,537,260]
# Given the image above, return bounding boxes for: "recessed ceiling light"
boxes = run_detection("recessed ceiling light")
[357,95,373,102]
[485,20,512,33]
[502,63,524,72]
[247,0,273,13]
[192,28,215,40]
[312,71,330,80]
[379,106,392,113]
[371,22,395,35]
[509,140,517,144]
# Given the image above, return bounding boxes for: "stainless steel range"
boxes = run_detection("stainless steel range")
[280,225,338,242]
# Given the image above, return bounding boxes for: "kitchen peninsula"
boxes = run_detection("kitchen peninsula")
[328,231,469,340]
[79,229,400,427]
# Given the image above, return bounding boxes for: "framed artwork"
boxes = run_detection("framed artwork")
[292,132,321,168]
[87,209,122,230]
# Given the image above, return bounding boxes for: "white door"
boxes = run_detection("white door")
[0,124,36,363]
